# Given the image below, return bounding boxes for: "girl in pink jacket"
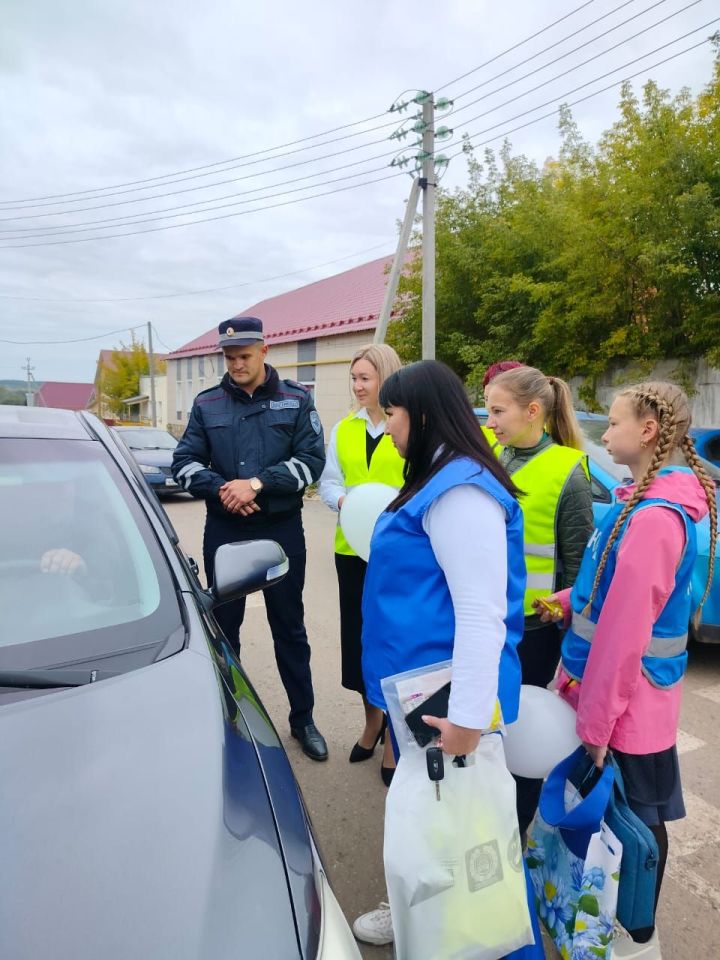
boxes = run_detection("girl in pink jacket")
[536,381,717,960]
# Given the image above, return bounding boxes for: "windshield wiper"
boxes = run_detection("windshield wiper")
[0,668,115,689]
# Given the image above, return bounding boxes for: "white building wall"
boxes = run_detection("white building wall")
[166,329,379,438]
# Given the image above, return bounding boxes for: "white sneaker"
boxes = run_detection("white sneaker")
[352,901,394,945]
[613,926,661,958]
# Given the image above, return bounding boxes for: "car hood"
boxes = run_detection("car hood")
[0,651,307,960]
[129,447,174,467]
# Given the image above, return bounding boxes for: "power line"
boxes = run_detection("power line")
[0,171,405,249]
[0,323,146,345]
[151,326,173,353]
[437,0,598,92]
[451,0,668,104]
[0,242,392,303]
[450,0,706,126]
[0,162,406,241]
[449,32,717,160]
[0,128,398,216]
[0,1,609,212]
[0,112,392,208]
[452,18,719,141]
[0,2,668,229]
[0,149,401,232]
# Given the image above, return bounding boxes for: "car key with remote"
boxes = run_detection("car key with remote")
[426,746,444,801]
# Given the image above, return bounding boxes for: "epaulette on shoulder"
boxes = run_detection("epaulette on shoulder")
[196,383,225,403]
[282,379,310,393]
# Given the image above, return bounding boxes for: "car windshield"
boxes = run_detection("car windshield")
[117,429,177,451]
[0,438,184,674]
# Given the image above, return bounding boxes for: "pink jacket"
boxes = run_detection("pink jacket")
[557,470,709,754]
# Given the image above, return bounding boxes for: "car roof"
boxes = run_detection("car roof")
[0,404,93,440]
[113,425,163,432]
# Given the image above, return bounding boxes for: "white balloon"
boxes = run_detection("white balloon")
[339,483,398,561]
[503,685,581,779]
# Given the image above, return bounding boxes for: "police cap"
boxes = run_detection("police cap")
[218,316,264,348]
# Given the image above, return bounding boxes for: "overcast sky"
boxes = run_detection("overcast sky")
[1,0,717,385]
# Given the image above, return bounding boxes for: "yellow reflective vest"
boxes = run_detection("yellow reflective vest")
[511,444,589,615]
[334,412,406,556]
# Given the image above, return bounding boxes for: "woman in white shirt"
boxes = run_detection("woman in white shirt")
[319,344,404,782]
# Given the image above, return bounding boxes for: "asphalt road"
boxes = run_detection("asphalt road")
[165,493,720,960]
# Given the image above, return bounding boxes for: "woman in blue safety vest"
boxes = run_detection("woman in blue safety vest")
[352,360,542,957]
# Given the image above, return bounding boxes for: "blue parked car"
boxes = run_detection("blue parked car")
[690,427,720,470]
[476,410,720,644]
[113,425,183,496]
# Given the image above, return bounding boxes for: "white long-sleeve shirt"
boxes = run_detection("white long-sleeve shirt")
[318,408,386,512]
[422,484,508,730]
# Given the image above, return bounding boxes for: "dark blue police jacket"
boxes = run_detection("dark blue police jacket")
[172,366,326,524]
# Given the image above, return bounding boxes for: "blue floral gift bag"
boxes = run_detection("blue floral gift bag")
[526,748,623,960]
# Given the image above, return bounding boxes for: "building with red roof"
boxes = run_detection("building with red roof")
[33,381,94,411]
[166,254,407,434]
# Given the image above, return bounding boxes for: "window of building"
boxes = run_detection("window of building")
[297,339,316,383]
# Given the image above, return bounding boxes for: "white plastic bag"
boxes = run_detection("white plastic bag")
[384,734,534,960]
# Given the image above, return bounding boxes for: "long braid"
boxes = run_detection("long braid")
[582,390,677,616]
[681,433,718,617]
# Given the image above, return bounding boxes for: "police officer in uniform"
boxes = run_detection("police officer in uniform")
[172,316,328,760]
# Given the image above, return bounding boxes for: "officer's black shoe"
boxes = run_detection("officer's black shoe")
[291,722,329,762]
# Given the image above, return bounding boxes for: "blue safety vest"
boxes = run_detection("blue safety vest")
[361,456,527,724]
[562,468,697,689]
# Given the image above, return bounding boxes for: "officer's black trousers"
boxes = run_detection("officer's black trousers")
[203,512,315,729]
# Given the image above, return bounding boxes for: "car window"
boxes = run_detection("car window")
[116,429,177,451]
[0,438,183,671]
[706,436,720,464]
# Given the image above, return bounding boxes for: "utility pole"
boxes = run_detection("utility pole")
[374,177,421,345]
[22,356,35,407]
[147,321,157,427]
[421,95,436,360]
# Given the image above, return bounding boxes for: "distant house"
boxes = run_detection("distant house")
[121,373,169,429]
[166,254,405,436]
[33,381,94,411]
[88,348,167,423]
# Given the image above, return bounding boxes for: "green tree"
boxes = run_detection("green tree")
[387,42,720,398]
[101,336,166,417]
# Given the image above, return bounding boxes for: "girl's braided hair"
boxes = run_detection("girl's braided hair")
[584,381,717,619]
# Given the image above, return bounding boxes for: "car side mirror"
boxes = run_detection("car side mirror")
[210,540,289,607]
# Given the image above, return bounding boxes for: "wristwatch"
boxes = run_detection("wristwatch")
[249,477,263,493]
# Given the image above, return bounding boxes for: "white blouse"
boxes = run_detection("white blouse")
[318,408,386,512]
[422,484,508,731]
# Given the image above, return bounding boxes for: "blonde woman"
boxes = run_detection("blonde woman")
[538,382,717,959]
[319,344,404,783]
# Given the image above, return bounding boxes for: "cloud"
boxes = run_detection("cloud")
[0,0,716,381]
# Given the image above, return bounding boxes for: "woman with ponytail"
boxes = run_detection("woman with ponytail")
[484,365,594,833]
[537,381,717,959]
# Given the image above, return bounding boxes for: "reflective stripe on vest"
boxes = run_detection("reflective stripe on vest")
[334,412,405,556]
[561,483,696,689]
[571,611,688,658]
[512,444,589,616]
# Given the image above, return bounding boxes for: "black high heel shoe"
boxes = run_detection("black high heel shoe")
[380,763,396,787]
[349,715,387,763]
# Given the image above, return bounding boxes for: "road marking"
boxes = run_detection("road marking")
[665,861,720,912]
[676,729,706,755]
[667,791,720,857]
[693,683,720,705]
[666,791,720,912]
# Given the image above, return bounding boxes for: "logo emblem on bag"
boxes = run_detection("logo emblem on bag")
[508,829,523,873]
[465,840,503,892]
